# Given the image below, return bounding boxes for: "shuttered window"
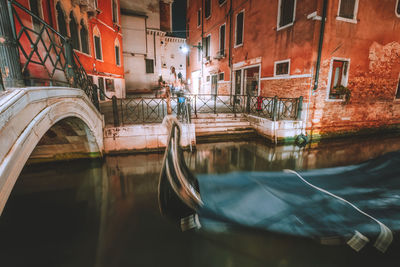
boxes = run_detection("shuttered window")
[94,35,102,60]
[29,0,41,30]
[146,59,154,73]
[279,0,295,28]
[69,12,80,50]
[397,0,400,16]
[339,0,356,19]
[197,9,201,26]
[235,11,244,46]
[219,24,225,56]
[205,0,211,18]
[275,61,289,76]
[80,20,89,54]
[396,78,400,99]
[115,45,120,66]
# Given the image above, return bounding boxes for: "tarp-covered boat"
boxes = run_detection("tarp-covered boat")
[158,117,400,252]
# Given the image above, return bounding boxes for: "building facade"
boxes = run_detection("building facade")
[121,0,187,93]
[186,0,400,139]
[12,0,125,98]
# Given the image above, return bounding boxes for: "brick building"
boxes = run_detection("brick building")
[186,0,400,139]
[13,0,125,98]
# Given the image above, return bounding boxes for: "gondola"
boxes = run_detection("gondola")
[158,116,400,252]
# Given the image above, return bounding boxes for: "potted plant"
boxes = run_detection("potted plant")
[333,85,351,104]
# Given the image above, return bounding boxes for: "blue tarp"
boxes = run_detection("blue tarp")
[196,150,400,252]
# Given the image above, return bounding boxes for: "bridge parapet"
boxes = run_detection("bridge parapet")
[0,87,104,214]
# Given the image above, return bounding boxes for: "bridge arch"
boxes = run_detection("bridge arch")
[0,87,103,214]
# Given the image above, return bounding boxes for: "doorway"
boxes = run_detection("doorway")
[211,74,218,95]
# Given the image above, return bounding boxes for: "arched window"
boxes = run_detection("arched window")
[56,2,67,37]
[69,12,80,50]
[93,26,102,60]
[114,38,120,66]
[29,0,42,31]
[80,19,89,54]
[396,0,400,17]
[112,0,118,23]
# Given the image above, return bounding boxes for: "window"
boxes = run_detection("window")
[105,78,115,92]
[197,42,201,62]
[29,0,42,31]
[206,75,210,82]
[338,0,358,21]
[93,26,102,60]
[80,20,89,54]
[115,39,120,66]
[197,9,201,26]
[396,0,400,17]
[203,35,211,58]
[219,72,224,81]
[235,11,244,46]
[328,59,349,99]
[278,0,296,29]
[146,59,154,73]
[112,0,118,24]
[56,2,67,38]
[219,24,225,56]
[274,60,290,76]
[205,0,211,18]
[219,0,226,5]
[69,12,80,50]
[395,76,400,99]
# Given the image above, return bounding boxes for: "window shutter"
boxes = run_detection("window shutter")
[279,0,295,27]
[339,0,356,19]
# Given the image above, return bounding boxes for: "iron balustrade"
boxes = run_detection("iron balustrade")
[7,0,100,109]
[110,94,302,125]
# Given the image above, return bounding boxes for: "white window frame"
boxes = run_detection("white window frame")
[234,10,244,48]
[111,0,119,24]
[197,8,201,27]
[219,23,226,56]
[336,0,359,24]
[274,59,290,77]
[396,0,400,18]
[395,73,400,100]
[276,0,297,31]
[114,38,121,66]
[326,57,351,102]
[205,0,212,20]
[204,34,211,59]
[93,26,103,62]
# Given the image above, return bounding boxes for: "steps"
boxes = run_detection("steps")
[191,114,257,142]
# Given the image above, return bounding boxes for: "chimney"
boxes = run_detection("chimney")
[160,0,173,33]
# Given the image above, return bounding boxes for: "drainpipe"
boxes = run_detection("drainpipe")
[312,0,328,91]
[228,0,233,95]
[200,0,204,94]
[0,0,24,89]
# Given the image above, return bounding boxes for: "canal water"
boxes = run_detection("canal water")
[1,134,400,267]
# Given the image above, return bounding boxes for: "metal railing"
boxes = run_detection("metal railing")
[108,94,302,126]
[8,0,99,109]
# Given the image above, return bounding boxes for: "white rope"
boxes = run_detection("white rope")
[283,169,393,252]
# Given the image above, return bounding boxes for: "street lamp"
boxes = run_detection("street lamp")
[179,44,203,54]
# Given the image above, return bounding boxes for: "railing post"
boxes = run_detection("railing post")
[297,96,303,120]
[92,84,99,110]
[272,95,278,121]
[0,0,24,89]
[213,94,217,114]
[233,95,237,115]
[64,39,76,87]
[112,95,120,127]
[194,95,197,117]
[246,94,251,113]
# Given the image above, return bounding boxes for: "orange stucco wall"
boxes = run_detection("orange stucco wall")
[187,0,400,138]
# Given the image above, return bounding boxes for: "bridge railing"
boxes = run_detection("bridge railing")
[7,0,100,109]
[106,94,302,126]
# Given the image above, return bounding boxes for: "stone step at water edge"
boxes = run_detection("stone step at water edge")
[195,125,255,133]
[192,113,245,119]
[195,129,257,137]
[194,121,252,128]
[191,118,250,123]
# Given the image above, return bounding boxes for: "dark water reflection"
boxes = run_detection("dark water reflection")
[1,134,400,267]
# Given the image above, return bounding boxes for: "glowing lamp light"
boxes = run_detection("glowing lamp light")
[180,45,189,54]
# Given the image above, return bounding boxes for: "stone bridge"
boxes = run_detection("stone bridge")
[0,87,104,214]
